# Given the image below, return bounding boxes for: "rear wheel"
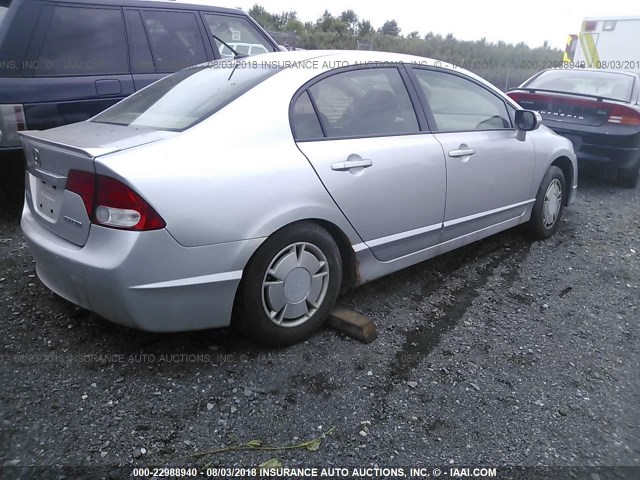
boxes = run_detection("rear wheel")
[234,222,342,346]
[526,166,566,240]
[617,161,640,188]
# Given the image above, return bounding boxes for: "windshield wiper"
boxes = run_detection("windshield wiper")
[211,34,248,59]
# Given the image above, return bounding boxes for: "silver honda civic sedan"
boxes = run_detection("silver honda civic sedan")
[20,50,577,346]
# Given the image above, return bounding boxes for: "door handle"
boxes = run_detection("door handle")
[331,159,373,171]
[448,147,476,158]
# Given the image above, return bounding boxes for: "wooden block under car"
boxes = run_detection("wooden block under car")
[327,306,378,344]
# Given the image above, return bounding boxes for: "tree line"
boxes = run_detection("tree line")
[247,5,564,90]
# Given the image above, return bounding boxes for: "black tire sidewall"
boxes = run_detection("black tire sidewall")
[529,166,566,240]
[235,222,342,347]
[618,161,640,188]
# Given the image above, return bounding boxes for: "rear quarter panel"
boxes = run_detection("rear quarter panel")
[94,68,363,248]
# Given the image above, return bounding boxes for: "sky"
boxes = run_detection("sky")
[178,0,639,49]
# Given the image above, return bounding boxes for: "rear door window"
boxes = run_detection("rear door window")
[291,91,323,140]
[124,10,154,74]
[309,68,419,138]
[35,6,128,76]
[202,13,275,58]
[140,10,207,72]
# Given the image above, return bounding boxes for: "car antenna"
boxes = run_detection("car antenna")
[227,62,239,82]
[211,34,248,59]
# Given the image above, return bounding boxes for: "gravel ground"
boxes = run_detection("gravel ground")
[0,169,638,477]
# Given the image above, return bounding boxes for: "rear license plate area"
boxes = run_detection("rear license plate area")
[36,179,60,220]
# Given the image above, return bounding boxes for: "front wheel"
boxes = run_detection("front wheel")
[234,222,342,346]
[526,166,566,240]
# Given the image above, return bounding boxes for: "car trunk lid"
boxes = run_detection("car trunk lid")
[20,121,174,246]
[507,90,613,127]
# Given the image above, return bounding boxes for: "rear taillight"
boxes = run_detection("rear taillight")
[66,170,96,215]
[66,170,165,231]
[94,175,165,230]
[0,104,27,147]
[607,105,640,126]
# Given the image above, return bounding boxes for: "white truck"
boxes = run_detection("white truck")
[563,16,640,72]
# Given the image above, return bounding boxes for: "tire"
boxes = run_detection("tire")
[234,222,342,347]
[617,161,639,188]
[526,166,566,240]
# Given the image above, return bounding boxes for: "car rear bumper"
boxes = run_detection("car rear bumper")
[21,203,264,332]
[576,142,639,169]
[547,123,640,170]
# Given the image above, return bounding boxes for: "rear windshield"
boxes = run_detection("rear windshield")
[0,1,11,29]
[92,61,280,131]
[526,70,634,102]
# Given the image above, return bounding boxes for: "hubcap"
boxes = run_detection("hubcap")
[543,179,562,228]
[262,242,330,328]
[283,268,312,303]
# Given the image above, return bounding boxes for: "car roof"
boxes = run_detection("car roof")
[582,16,640,22]
[255,49,445,65]
[252,50,481,78]
[539,68,639,78]
[16,0,244,15]
[242,49,507,95]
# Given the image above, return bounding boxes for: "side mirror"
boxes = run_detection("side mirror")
[514,110,542,131]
